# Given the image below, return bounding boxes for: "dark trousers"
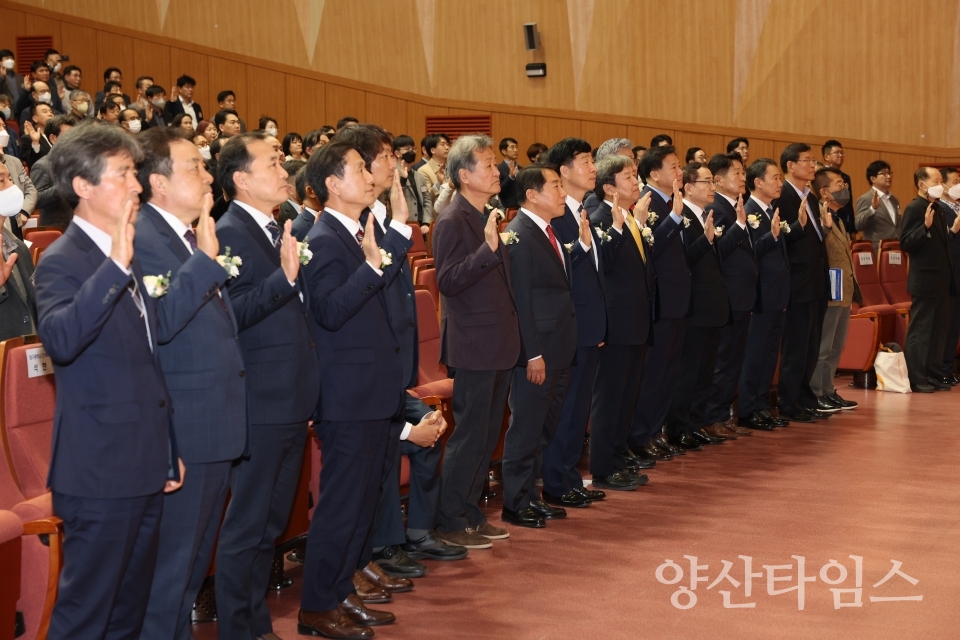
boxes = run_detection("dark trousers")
[739,309,785,416]
[543,345,598,496]
[632,317,687,448]
[358,419,403,568]
[503,366,571,511]
[906,295,952,385]
[778,298,826,412]
[705,310,752,424]
[140,461,231,640]
[301,420,391,612]
[589,344,646,477]
[216,422,307,640]
[941,294,960,375]
[439,368,512,531]
[372,431,444,548]
[667,324,722,437]
[49,491,163,640]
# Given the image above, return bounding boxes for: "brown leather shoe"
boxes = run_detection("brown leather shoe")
[340,592,395,627]
[712,422,740,438]
[298,607,373,638]
[352,570,392,604]
[360,561,414,593]
[702,423,732,439]
[723,420,753,436]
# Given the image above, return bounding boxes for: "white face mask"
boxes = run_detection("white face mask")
[0,108,8,120]
[52,63,61,73]
[949,184,960,200]
[126,119,142,133]
[151,98,165,109]
[199,146,211,161]
[0,184,24,218]
[927,184,945,200]
[116,103,126,111]
[37,92,52,105]
[265,126,278,137]
[1,59,13,71]
[0,130,8,148]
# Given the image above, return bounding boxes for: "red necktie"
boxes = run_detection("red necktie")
[546,225,563,263]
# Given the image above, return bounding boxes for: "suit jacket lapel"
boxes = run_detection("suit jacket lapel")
[519,211,567,282]
[230,203,282,267]
[141,204,192,264]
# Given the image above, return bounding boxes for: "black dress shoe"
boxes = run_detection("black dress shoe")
[653,434,685,456]
[911,383,935,393]
[815,396,843,412]
[673,432,703,450]
[827,392,858,409]
[401,531,469,561]
[637,441,672,461]
[692,429,725,444]
[528,499,567,519]
[759,409,790,427]
[575,486,606,502]
[626,457,657,470]
[929,377,952,391]
[950,374,960,386]
[809,408,833,419]
[542,490,590,509]
[738,411,775,431]
[778,408,816,423]
[501,507,546,528]
[592,471,640,491]
[624,469,649,486]
[372,546,427,577]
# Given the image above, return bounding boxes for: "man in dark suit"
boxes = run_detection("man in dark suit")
[213,132,321,640]
[588,154,655,489]
[500,165,578,528]
[774,143,828,422]
[279,158,306,225]
[433,134,521,548]
[634,145,697,452]
[291,164,322,241]
[298,141,403,637]
[541,138,608,506]
[498,137,521,209]
[667,163,733,445]
[702,153,757,438]
[132,128,247,640]
[28,115,75,230]
[18,102,55,168]
[0,165,36,341]
[35,124,184,639]
[739,159,793,430]
[142,85,169,129]
[901,167,960,393]
[937,167,960,385]
[163,75,202,126]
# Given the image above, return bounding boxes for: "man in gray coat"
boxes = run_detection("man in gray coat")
[855,160,901,251]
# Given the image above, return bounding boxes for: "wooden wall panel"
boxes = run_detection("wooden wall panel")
[627,126,676,150]
[492,113,536,164]
[95,31,133,94]
[132,40,170,97]
[285,74,325,138]
[22,11,59,43]
[246,65,285,129]
[579,121,628,150]
[365,93,407,138]
[207,57,247,121]
[0,9,25,48]
[748,139,778,163]
[58,24,99,89]
[169,47,207,113]
[536,116,579,148]
[673,131,724,162]
[404,102,449,142]
[325,84,365,125]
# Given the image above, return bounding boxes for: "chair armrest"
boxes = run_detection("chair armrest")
[22,517,62,536]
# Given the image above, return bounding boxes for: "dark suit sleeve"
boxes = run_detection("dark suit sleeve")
[753,229,779,257]
[784,221,807,245]
[686,232,713,265]
[505,235,542,363]
[596,228,625,272]
[499,163,515,194]
[304,236,385,332]
[433,216,502,297]
[900,204,930,253]
[652,215,683,259]
[31,161,60,211]
[378,227,415,289]
[35,253,134,364]
[716,223,748,261]
[402,393,433,425]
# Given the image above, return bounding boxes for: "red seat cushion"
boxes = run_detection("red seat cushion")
[3,344,56,499]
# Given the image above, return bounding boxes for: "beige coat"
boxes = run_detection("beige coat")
[824,217,855,307]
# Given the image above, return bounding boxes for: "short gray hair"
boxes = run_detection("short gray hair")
[50,121,143,209]
[596,138,633,161]
[594,154,635,200]
[68,89,89,102]
[447,133,494,189]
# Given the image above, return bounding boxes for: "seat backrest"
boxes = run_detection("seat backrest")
[416,268,439,309]
[851,241,875,256]
[879,238,900,251]
[879,249,910,306]
[415,290,447,384]
[407,223,427,253]
[23,230,61,252]
[852,250,889,306]
[0,338,56,500]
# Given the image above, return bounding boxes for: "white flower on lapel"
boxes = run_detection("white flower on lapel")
[564,241,576,253]
[682,217,691,228]
[646,211,659,225]
[500,230,519,245]
[780,221,791,234]
[297,240,313,265]
[747,214,761,229]
[714,225,725,237]
[641,227,654,246]
[379,248,393,267]
[596,227,612,243]
[216,247,242,278]
[142,272,171,298]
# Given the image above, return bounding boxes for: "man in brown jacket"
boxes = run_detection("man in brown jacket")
[432,134,521,549]
[812,168,859,411]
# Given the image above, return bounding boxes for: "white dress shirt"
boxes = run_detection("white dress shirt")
[870,187,897,224]
[716,192,747,230]
[787,180,823,240]
[153,205,194,254]
[749,195,782,242]
[286,199,303,215]
[683,199,707,228]
[234,200,303,296]
[370,199,413,239]
[564,195,597,268]
[180,97,198,130]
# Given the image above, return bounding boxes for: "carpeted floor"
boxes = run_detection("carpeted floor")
[192,376,960,639]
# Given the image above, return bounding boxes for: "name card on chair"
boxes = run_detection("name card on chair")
[858,252,874,266]
[888,251,902,265]
[25,347,53,378]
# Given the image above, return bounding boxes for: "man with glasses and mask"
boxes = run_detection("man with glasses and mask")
[822,140,855,233]
[855,160,901,252]
[392,134,433,236]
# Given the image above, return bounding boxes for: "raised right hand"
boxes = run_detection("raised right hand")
[23,121,40,144]
[0,253,18,287]
[634,191,652,226]
[195,193,218,259]
[579,208,592,247]
[610,193,624,230]
[484,204,500,252]
[798,196,808,228]
[110,199,136,269]
[280,219,301,280]
[771,208,782,238]
[871,189,881,210]
[924,203,935,229]
[361,213,383,268]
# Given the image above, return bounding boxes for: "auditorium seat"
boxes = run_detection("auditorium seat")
[838,312,880,373]
[878,247,911,309]
[23,230,61,264]
[879,238,900,251]
[415,268,439,312]
[412,290,452,402]
[498,220,509,233]
[21,227,51,242]
[505,208,518,221]
[0,336,57,499]
[411,257,434,283]
[0,510,21,640]
[852,249,907,346]
[850,241,875,259]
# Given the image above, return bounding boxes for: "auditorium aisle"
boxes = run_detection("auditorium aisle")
[192,376,959,639]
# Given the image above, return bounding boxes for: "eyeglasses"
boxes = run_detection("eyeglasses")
[876,171,892,177]
[694,180,714,185]
[797,158,818,165]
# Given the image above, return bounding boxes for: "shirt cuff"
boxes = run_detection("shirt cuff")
[399,422,413,441]
[736,221,747,230]
[869,206,877,214]
[112,259,131,276]
[579,239,592,252]
[389,219,413,239]
[32,143,40,152]
[528,355,543,362]
[610,226,623,235]
[366,262,383,276]
[669,212,684,225]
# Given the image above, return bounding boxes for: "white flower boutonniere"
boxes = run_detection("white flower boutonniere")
[641,227,655,246]
[747,214,761,229]
[500,230,519,245]
[297,241,313,265]
[379,248,393,267]
[596,227,612,243]
[564,241,576,253]
[780,221,791,234]
[714,225,725,237]
[217,247,242,279]
[646,211,658,225]
[142,272,171,298]
[682,217,691,228]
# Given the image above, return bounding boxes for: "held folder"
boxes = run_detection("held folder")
[829,268,843,302]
